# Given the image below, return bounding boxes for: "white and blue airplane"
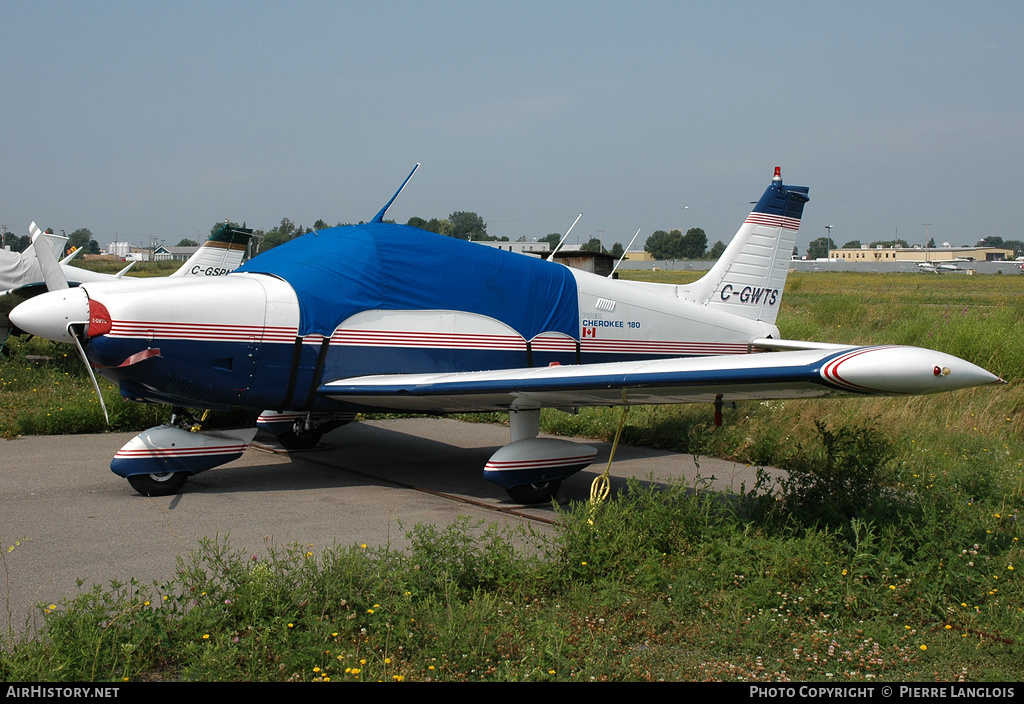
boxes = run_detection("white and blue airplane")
[10,166,1002,502]
[917,259,967,273]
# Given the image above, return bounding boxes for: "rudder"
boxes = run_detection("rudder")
[682,167,808,325]
[171,223,254,277]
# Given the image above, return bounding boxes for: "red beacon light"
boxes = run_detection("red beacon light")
[773,166,782,182]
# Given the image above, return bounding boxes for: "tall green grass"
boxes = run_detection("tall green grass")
[0,336,255,438]
[0,337,167,437]
[2,476,1019,681]
[68,259,182,277]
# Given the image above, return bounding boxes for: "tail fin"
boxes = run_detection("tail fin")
[29,223,69,292]
[170,223,253,277]
[28,223,69,263]
[682,167,808,325]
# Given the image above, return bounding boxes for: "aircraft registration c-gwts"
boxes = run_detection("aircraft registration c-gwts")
[9,166,1003,503]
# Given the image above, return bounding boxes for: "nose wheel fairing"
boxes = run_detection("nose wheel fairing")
[110,425,257,479]
[484,437,598,502]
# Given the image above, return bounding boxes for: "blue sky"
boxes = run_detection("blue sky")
[3,1,1022,254]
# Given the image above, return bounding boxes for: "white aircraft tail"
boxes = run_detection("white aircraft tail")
[681,168,808,326]
[170,224,254,277]
[28,223,69,262]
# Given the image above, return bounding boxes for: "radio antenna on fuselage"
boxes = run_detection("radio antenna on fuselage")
[608,228,642,278]
[372,163,421,223]
[549,212,583,259]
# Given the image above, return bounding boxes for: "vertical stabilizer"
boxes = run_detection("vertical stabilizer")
[27,223,70,263]
[170,224,253,277]
[682,168,808,325]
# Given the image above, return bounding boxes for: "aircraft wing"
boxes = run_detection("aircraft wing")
[319,345,1001,414]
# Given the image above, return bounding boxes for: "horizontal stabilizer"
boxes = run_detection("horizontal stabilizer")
[60,248,83,265]
[114,261,136,278]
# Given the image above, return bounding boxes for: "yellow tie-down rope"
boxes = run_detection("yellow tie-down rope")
[589,392,629,523]
[189,409,210,433]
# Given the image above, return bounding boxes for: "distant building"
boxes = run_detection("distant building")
[474,241,551,255]
[104,242,163,261]
[829,245,1013,263]
[105,241,132,258]
[163,245,200,261]
[543,250,617,277]
[623,251,656,261]
[474,239,634,275]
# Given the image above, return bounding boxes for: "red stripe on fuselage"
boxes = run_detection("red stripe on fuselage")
[103,321,756,357]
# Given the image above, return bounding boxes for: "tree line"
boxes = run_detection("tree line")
[31,215,1017,264]
[643,228,726,260]
[6,214,729,262]
[249,212,645,258]
[1,227,101,255]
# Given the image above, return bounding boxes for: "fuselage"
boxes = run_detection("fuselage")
[71,224,779,412]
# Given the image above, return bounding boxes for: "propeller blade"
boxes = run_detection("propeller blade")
[69,326,109,424]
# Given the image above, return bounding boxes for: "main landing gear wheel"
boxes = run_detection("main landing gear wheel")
[276,429,324,450]
[127,472,189,497]
[506,479,562,505]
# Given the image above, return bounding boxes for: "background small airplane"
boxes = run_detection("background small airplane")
[1,222,253,346]
[10,166,1002,503]
[917,259,966,273]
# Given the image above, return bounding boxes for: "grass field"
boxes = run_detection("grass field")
[68,258,183,277]
[1,271,1021,681]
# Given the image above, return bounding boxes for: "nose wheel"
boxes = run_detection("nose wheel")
[127,472,189,497]
[275,428,324,450]
[506,479,562,505]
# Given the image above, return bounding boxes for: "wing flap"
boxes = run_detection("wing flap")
[751,338,853,352]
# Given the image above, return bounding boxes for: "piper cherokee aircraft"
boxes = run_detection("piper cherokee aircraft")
[1,222,253,346]
[9,166,1002,503]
